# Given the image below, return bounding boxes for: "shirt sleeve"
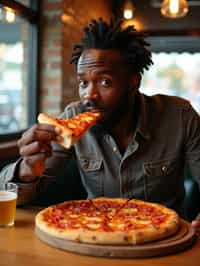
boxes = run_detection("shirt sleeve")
[0,159,20,184]
[184,104,200,185]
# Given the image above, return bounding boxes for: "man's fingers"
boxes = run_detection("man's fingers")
[17,123,63,180]
[19,141,52,157]
[18,124,59,147]
[191,220,200,228]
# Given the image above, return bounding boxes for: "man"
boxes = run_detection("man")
[0,18,200,227]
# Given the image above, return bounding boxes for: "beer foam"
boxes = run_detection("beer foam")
[0,191,17,201]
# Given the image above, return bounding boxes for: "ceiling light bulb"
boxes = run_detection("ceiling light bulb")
[123,1,134,20]
[124,9,133,19]
[161,0,189,18]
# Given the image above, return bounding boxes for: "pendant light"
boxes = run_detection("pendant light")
[161,0,189,18]
[123,0,135,20]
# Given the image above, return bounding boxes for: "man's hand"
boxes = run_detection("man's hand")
[17,123,62,182]
[191,214,200,231]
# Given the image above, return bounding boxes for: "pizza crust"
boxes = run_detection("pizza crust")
[36,213,133,244]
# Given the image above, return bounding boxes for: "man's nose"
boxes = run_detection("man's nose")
[84,85,98,100]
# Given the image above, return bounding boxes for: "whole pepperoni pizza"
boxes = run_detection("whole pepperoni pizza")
[35,197,180,245]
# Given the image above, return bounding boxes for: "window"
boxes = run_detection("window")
[141,36,200,113]
[0,1,39,138]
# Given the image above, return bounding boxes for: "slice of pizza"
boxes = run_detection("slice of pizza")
[37,111,102,149]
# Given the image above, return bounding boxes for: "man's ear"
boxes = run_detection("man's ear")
[129,73,141,91]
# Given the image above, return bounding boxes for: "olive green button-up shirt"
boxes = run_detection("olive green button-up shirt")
[1,93,200,217]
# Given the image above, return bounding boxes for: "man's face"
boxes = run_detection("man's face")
[77,49,137,124]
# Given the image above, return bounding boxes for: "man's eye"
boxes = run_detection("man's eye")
[79,80,88,88]
[101,79,112,87]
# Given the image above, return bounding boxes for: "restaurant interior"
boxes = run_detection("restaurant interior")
[0,0,200,221]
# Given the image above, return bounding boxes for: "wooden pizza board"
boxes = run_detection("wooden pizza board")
[35,219,197,258]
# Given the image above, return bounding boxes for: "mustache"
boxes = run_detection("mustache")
[80,100,104,113]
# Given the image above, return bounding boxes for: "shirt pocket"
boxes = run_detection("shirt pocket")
[143,156,183,202]
[79,157,103,197]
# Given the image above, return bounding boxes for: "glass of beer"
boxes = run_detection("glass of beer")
[0,182,18,227]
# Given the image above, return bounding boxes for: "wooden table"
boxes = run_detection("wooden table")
[0,207,199,266]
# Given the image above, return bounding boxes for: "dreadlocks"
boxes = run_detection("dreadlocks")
[70,17,153,74]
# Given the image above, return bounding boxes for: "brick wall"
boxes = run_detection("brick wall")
[40,0,112,116]
[39,0,63,115]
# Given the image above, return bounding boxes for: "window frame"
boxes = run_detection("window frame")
[142,29,200,53]
[0,0,40,141]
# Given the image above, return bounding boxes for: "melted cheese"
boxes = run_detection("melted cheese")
[131,219,150,224]
[87,223,100,229]
[69,214,79,218]
[84,217,102,222]
[122,208,138,214]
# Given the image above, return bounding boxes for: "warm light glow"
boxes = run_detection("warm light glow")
[122,19,143,32]
[161,0,189,18]
[169,0,179,14]
[61,13,71,23]
[5,8,15,23]
[123,0,134,20]
[124,9,133,20]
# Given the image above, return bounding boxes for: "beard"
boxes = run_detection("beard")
[80,88,132,129]
[101,92,130,127]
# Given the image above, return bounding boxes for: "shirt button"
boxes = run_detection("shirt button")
[82,159,89,169]
[113,147,117,152]
[161,166,167,173]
